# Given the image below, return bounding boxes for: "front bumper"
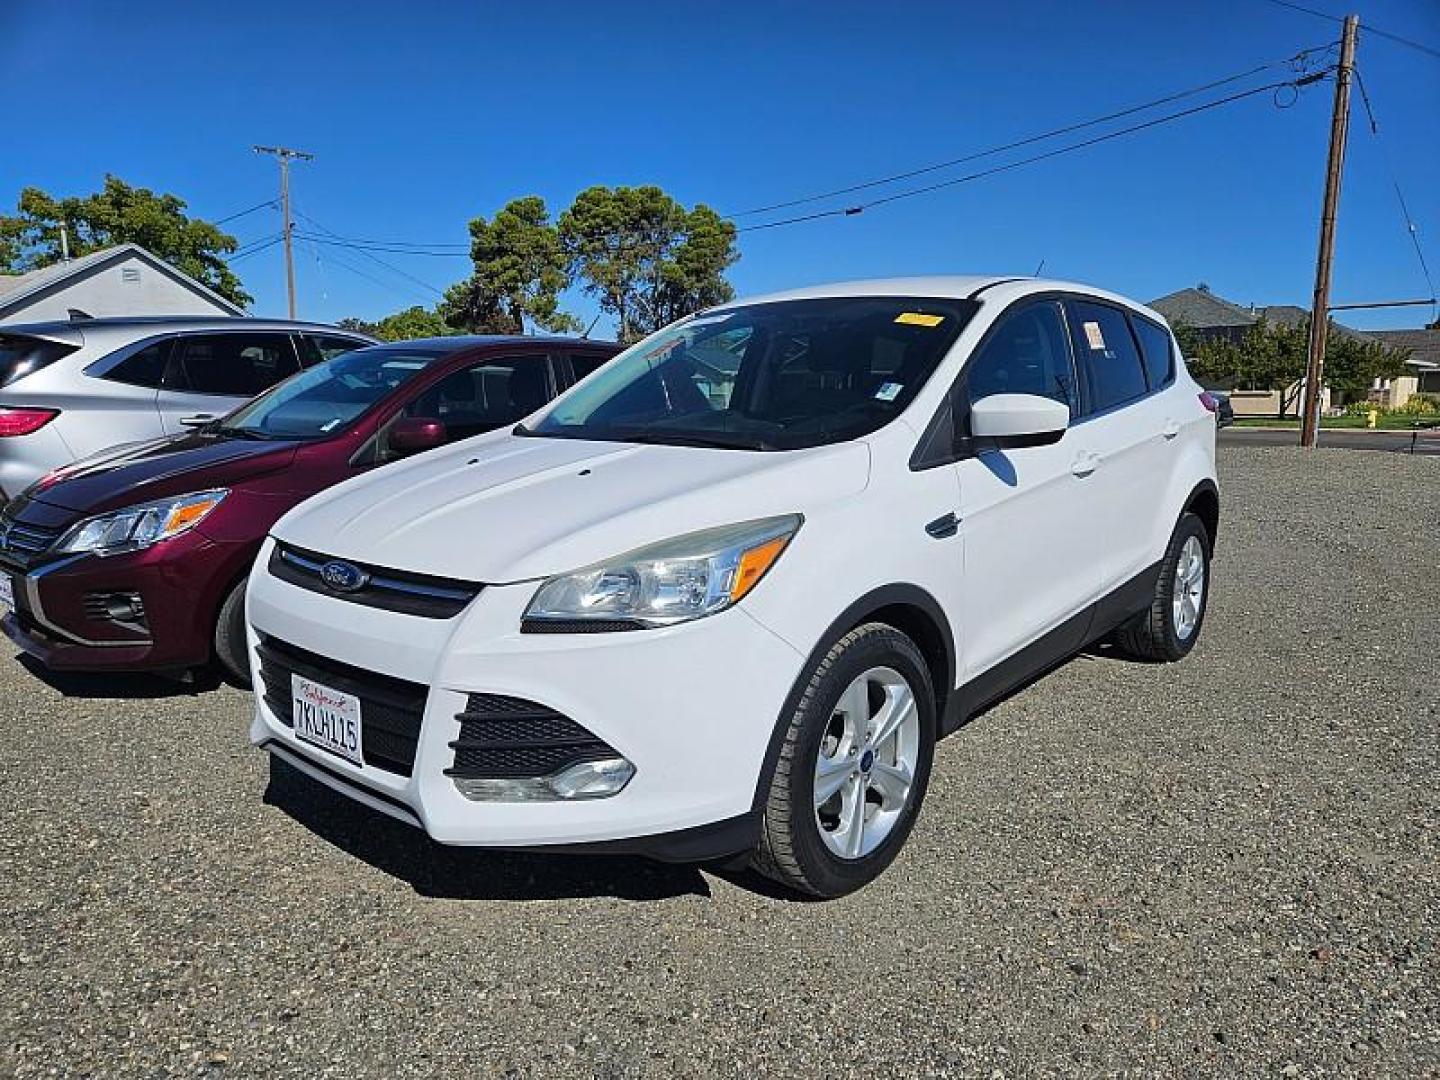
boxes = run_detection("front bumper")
[0,532,249,672]
[247,542,807,853]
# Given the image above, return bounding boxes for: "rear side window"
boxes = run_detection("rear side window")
[1131,315,1176,390]
[0,334,78,388]
[566,352,611,382]
[102,341,171,388]
[297,334,365,367]
[1066,300,1147,414]
[165,334,300,396]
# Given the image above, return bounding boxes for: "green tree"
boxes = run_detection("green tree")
[0,175,251,306]
[559,186,737,342]
[340,306,456,342]
[1183,316,1408,416]
[442,196,578,334]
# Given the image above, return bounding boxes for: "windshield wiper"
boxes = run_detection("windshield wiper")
[213,425,284,441]
[613,430,777,451]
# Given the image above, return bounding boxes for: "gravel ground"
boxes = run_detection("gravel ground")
[2,446,1436,1078]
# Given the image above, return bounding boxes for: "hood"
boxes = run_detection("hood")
[273,431,870,582]
[29,432,300,513]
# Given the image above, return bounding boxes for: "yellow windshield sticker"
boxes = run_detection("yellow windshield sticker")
[894,312,945,327]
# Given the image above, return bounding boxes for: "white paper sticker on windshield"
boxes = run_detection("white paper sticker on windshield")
[321,418,342,432]
[1083,321,1106,350]
[874,381,904,402]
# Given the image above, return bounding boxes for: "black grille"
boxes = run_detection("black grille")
[0,512,62,565]
[257,634,427,777]
[268,543,481,619]
[446,693,618,780]
[521,617,646,634]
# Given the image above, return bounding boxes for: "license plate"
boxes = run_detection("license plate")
[291,674,363,765]
[0,574,13,612]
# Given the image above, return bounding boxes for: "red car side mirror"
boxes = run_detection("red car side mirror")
[389,417,447,456]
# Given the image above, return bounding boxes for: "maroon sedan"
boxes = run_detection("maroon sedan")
[0,335,619,683]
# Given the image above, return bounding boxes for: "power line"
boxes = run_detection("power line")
[730,44,1334,219]
[293,232,470,257]
[292,208,448,297]
[1353,67,1438,312]
[307,241,441,307]
[1257,0,1440,61]
[225,235,284,263]
[288,228,469,252]
[213,199,277,226]
[738,71,1332,233]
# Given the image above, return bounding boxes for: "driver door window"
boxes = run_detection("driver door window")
[401,355,557,445]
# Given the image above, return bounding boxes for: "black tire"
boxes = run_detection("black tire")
[751,622,936,898]
[213,579,252,688]
[1113,511,1212,662]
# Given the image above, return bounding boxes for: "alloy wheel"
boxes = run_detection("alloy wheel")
[1172,534,1206,641]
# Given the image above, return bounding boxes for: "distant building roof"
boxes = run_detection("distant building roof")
[0,243,244,319]
[1149,286,1370,343]
[1370,328,1440,370]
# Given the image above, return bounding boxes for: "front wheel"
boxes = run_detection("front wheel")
[1114,511,1212,662]
[213,579,252,688]
[751,623,936,898]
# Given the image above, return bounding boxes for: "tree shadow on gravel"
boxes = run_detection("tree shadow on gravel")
[14,653,223,699]
[264,757,712,902]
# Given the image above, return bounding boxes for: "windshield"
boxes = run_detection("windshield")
[527,296,977,450]
[221,345,453,439]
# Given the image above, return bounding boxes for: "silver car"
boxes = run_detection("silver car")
[0,317,375,500]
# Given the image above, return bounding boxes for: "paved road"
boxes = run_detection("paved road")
[1221,425,1440,455]
[2,447,1437,1077]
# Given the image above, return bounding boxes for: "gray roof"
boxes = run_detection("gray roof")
[1370,328,1440,370]
[1149,287,1371,343]
[0,243,245,318]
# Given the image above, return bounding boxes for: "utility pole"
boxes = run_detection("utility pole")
[1300,15,1359,448]
[253,145,314,319]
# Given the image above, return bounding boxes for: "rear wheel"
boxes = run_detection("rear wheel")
[1114,511,1211,662]
[751,623,936,898]
[213,579,251,687]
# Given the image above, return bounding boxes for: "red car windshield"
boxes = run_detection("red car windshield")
[220,345,453,439]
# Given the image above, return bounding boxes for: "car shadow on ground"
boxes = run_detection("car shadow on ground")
[263,757,713,902]
[13,654,224,699]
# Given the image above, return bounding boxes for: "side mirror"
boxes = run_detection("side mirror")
[388,416,447,456]
[970,393,1069,448]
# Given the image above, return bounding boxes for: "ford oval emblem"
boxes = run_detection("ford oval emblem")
[320,560,369,593]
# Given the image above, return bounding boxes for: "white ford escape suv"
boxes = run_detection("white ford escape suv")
[247,276,1219,897]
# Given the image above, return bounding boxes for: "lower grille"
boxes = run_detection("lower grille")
[257,635,427,777]
[446,693,619,780]
[83,590,148,633]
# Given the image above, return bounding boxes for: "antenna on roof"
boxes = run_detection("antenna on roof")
[582,312,603,339]
[1034,258,1046,276]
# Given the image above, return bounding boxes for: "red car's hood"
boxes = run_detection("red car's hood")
[28,432,301,514]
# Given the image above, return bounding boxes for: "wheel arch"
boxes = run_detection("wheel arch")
[749,583,956,815]
[1182,478,1220,551]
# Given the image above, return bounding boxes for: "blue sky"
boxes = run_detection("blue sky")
[3,0,1437,331]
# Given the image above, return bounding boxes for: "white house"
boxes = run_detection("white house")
[0,244,244,325]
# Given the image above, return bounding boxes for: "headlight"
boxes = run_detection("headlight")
[56,489,229,556]
[524,514,802,630]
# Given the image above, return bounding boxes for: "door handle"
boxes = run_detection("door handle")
[1070,451,1100,478]
[925,512,960,539]
[1161,420,1181,440]
[179,414,217,428]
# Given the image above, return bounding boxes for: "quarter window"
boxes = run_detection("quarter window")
[165,334,300,396]
[1066,301,1147,413]
[1131,316,1176,390]
[102,341,170,389]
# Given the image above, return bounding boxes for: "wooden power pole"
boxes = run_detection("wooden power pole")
[253,145,314,319]
[1300,15,1359,448]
